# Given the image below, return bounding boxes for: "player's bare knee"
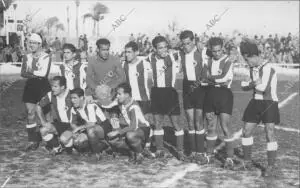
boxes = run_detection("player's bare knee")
[60,131,73,144]
[205,112,216,122]
[87,127,96,138]
[265,123,276,142]
[40,127,48,136]
[243,128,252,138]
[125,132,136,143]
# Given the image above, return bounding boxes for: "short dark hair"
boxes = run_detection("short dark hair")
[96,38,110,48]
[52,76,67,88]
[117,82,132,96]
[180,30,194,41]
[240,40,260,57]
[152,36,168,48]
[70,88,85,97]
[63,43,77,53]
[208,37,224,48]
[125,41,139,52]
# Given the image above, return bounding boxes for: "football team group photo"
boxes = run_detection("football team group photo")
[0,0,299,187]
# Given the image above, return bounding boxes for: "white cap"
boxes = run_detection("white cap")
[29,33,42,43]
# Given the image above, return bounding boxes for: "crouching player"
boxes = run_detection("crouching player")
[63,88,112,159]
[235,40,280,177]
[36,76,72,155]
[107,83,151,164]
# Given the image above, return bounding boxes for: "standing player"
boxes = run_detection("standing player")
[86,38,126,127]
[60,43,87,90]
[66,88,112,159]
[145,36,185,160]
[179,30,209,162]
[204,37,235,168]
[235,40,279,177]
[21,33,52,151]
[107,83,151,164]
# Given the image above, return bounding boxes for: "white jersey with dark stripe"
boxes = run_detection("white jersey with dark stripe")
[250,63,278,101]
[119,99,149,134]
[180,47,209,82]
[60,61,87,90]
[207,55,233,88]
[122,59,151,101]
[69,103,106,125]
[22,52,52,78]
[39,90,71,123]
[145,52,180,88]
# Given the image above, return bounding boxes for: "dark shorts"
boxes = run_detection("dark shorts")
[137,100,151,115]
[150,87,180,115]
[242,99,280,124]
[182,80,210,110]
[139,126,150,143]
[204,86,233,115]
[100,119,113,137]
[22,78,51,104]
[52,121,71,136]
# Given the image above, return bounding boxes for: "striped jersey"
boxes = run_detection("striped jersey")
[69,103,106,125]
[60,61,87,90]
[180,47,209,83]
[39,90,71,123]
[207,55,233,88]
[21,52,52,78]
[122,58,151,101]
[250,63,278,101]
[119,99,149,135]
[146,52,180,88]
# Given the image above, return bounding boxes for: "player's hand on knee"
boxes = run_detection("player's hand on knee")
[107,130,120,140]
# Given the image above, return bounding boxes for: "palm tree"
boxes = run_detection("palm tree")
[45,16,59,35]
[75,0,80,38]
[0,0,15,28]
[83,2,108,37]
[55,23,65,34]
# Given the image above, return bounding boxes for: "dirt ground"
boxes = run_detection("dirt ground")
[0,76,299,188]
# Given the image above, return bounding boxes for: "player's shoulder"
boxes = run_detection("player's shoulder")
[129,101,141,111]
[40,52,50,60]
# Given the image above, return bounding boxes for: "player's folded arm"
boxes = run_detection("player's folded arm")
[33,55,51,77]
[241,81,256,91]
[211,60,233,83]
[255,65,272,92]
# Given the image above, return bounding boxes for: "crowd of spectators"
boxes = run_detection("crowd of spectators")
[0,31,299,65]
[124,32,300,65]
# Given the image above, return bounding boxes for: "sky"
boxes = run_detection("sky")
[4,0,299,51]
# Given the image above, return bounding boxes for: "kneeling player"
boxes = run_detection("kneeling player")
[235,40,280,177]
[107,83,151,164]
[62,88,112,159]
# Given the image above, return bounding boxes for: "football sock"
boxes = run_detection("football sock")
[206,136,218,155]
[175,130,184,152]
[242,137,253,161]
[267,142,278,166]
[26,123,42,142]
[195,129,205,153]
[188,130,196,153]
